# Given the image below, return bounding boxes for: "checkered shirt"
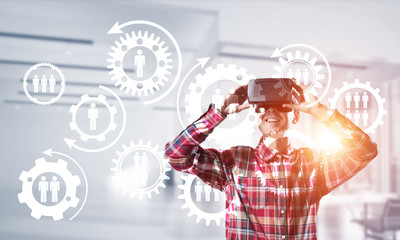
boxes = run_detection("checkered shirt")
[165,105,378,240]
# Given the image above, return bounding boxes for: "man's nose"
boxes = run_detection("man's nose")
[265,106,279,114]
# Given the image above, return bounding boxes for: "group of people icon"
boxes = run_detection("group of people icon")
[38,176,61,203]
[344,91,370,127]
[133,152,149,187]
[134,49,146,78]
[212,88,238,120]
[286,68,311,86]
[194,181,221,202]
[31,74,57,93]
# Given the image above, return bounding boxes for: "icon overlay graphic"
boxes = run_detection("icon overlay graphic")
[107,20,182,105]
[22,62,66,105]
[111,140,171,199]
[64,85,126,152]
[69,94,117,142]
[178,60,256,147]
[18,149,88,221]
[271,44,332,107]
[328,79,386,134]
[178,174,234,226]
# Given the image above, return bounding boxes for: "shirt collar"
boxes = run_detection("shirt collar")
[256,137,294,162]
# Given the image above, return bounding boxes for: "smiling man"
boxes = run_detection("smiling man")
[164,80,378,240]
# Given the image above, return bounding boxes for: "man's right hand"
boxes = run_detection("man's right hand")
[219,84,250,116]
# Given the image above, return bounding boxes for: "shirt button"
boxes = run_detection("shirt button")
[280,185,284,188]
[282,236,286,239]
[281,210,285,214]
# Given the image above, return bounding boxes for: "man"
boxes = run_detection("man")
[164,80,378,239]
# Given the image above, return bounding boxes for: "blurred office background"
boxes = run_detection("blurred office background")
[1,1,400,239]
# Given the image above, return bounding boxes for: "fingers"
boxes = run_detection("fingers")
[290,79,305,103]
[282,103,301,111]
[291,78,307,91]
[234,85,248,105]
[237,103,251,112]
[291,78,321,104]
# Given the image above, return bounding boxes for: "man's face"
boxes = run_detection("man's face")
[257,106,292,138]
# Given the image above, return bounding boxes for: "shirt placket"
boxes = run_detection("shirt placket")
[277,153,288,240]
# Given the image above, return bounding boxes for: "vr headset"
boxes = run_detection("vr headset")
[247,78,294,113]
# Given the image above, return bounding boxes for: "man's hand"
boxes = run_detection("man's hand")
[283,79,332,122]
[219,85,250,116]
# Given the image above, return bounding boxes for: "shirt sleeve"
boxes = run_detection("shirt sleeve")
[315,109,378,196]
[164,104,232,191]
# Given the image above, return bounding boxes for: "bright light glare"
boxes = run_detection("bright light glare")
[314,127,342,151]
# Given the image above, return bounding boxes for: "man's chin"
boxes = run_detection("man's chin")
[266,126,288,138]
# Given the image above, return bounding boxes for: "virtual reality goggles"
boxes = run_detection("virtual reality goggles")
[248,78,304,113]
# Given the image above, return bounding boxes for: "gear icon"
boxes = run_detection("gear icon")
[18,158,81,221]
[110,140,171,199]
[184,64,256,145]
[22,62,66,105]
[107,31,172,97]
[178,174,237,226]
[273,50,326,99]
[69,94,117,142]
[328,79,386,134]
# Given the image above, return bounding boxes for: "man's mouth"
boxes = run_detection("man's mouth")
[266,118,279,123]
[264,117,281,123]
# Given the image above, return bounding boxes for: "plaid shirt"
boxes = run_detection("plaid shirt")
[165,105,378,240]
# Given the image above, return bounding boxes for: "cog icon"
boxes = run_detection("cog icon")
[328,79,386,134]
[107,31,172,97]
[184,64,256,146]
[272,44,331,107]
[178,174,234,226]
[69,94,117,142]
[18,158,81,221]
[111,140,171,199]
[22,62,66,105]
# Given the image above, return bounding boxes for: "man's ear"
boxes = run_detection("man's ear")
[292,109,300,124]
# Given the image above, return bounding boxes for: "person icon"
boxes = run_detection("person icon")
[354,110,361,126]
[40,75,48,93]
[195,181,203,202]
[204,184,212,202]
[345,110,352,121]
[302,69,310,85]
[140,152,149,187]
[286,69,294,79]
[38,176,49,203]
[354,92,361,109]
[48,75,56,93]
[295,68,302,85]
[50,176,60,203]
[362,92,369,109]
[213,188,220,202]
[345,92,352,109]
[362,110,369,127]
[212,88,225,110]
[88,103,99,131]
[32,75,40,93]
[134,49,146,78]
